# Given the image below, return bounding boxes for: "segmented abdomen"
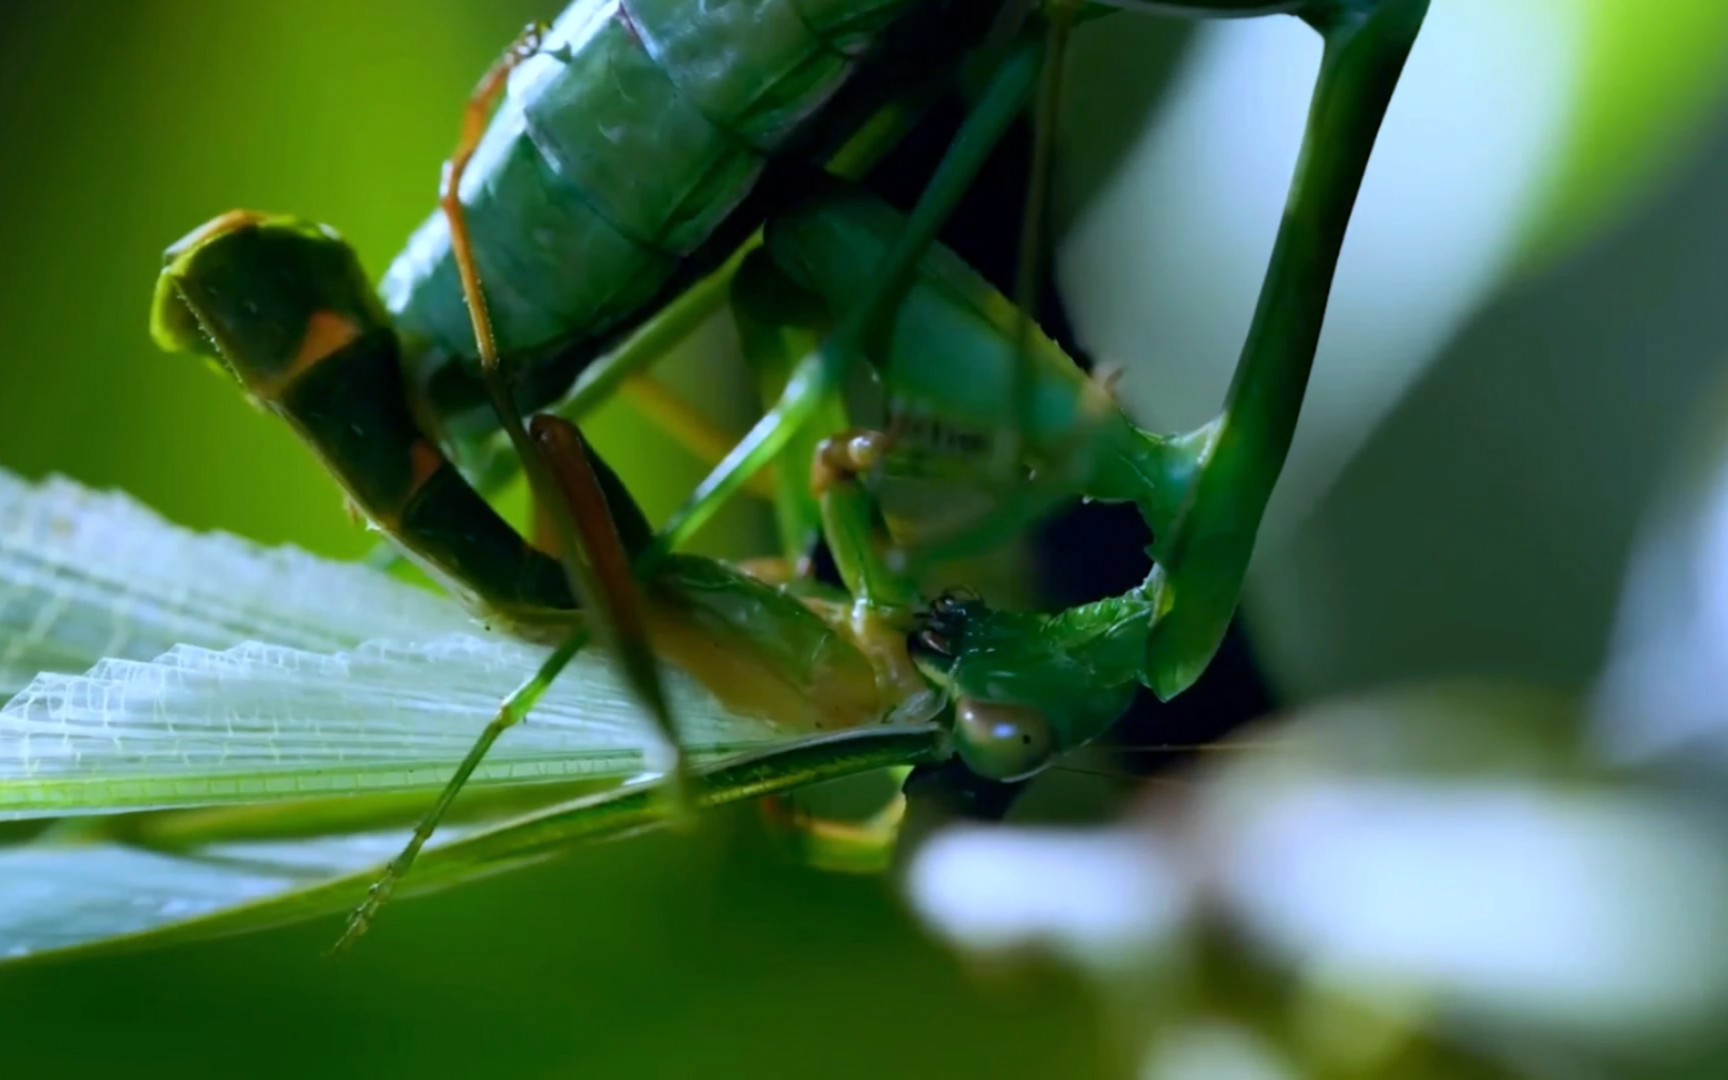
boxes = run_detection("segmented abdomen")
[381,0,919,421]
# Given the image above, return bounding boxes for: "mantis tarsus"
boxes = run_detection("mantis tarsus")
[0,0,1427,961]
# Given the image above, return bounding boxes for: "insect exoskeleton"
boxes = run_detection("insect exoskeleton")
[151,212,580,630]
[911,586,1152,780]
[910,591,1059,782]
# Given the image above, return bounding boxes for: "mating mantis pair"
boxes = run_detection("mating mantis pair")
[45,0,1429,954]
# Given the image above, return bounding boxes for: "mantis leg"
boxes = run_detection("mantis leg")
[333,630,588,953]
[759,782,910,875]
[437,24,693,802]
[811,431,919,613]
[748,438,929,868]
[814,428,938,719]
[737,183,1185,571]
[731,243,925,666]
[745,0,1429,713]
[731,266,929,867]
[644,29,1050,564]
[338,24,737,949]
[336,418,651,951]
[884,0,1431,717]
[729,247,847,566]
[1142,0,1429,697]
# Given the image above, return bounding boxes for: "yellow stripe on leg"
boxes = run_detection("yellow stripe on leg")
[620,375,779,501]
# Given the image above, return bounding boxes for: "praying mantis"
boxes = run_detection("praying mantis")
[0,0,1426,962]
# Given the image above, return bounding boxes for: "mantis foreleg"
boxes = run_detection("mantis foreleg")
[646,28,1051,561]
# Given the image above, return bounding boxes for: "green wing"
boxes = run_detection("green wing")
[0,470,807,820]
[0,468,473,696]
[0,726,936,966]
[0,469,942,963]
[0,632,801,819]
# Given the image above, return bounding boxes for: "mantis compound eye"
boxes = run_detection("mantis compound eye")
[953,698,1056,782]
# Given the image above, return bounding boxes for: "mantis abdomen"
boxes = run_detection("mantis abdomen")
[381,0,927,428]
[152,214,577,629]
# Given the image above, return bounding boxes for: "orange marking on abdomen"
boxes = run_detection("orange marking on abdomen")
[350,439,445,530]
[254,310,364,401]
[281,310,363,385]
[405,438,448,498]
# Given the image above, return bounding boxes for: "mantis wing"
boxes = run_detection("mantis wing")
[0,469,473,695]
[0,632,801,819]
[0,470,942,962]
[0,725,937,965]
[0,831,405,963]
[0,470,822,819]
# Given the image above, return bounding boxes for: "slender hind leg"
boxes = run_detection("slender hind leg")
[334,629,588,953]
[335,416,646,953]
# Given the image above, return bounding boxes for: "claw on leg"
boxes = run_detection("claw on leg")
[811,429,892,498]
[759,791,908,875]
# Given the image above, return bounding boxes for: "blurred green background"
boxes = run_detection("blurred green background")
[3,0,1728,1076]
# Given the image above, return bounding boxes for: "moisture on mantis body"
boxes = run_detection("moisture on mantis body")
[0,0,1428,960]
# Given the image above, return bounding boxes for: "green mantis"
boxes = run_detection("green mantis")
[0,0,1428,962]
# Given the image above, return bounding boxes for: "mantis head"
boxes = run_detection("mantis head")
[910,592,1141,782]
